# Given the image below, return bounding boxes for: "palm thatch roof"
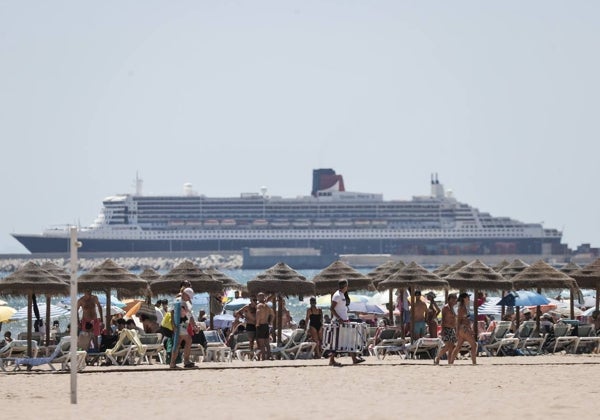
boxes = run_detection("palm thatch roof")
[565,258,600,290]
[247,262,315,296]
[367,261,405,286]
[0,261,69,296]
[151,260,223,294]
[559,261,581,276]
[510,260,578,290]
[445,259,512,291]
[205,268,242,290]
[432,263,450,275]
[139,267,161,282]
[498,259,530,279]
[312,260,373,295]
[40,261,70,282]
[492,259,511,271]
[437,260,469,278]
[78,259,149,298]
[376,261,449,291]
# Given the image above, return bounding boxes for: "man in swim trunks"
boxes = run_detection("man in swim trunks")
[255,293,273,361]
[411,290,428,339]
[434,293,457,365]
[234,296,258,351]
[77,289,103,350]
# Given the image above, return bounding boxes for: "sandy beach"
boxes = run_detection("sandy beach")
[2,354,600,419]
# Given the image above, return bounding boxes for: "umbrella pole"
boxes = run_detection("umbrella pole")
[106,291,111,334]
[388,289,393,326]
[399,289,405,339]
[536,287,542,335]
[473,289,479,338]
[27,293,33,358]
[277,295,283,346]
[596,286,599,311]
[515,307,520,330]
[570,289,575,320]
[501,291,506,318]
[46,295,51,345]
[410,287,415,340]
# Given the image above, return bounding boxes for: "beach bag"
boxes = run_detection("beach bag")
[187,323,195,337]
[161,312,173,331]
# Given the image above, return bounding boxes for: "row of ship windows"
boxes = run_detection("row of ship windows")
[97,233,529,240]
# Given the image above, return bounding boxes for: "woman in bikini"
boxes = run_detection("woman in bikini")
[449,292,477,365]
[305,297,323,358]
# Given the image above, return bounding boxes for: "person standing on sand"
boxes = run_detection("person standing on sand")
[425,292,441,338]
[329,279,364,367]
[411,291,428,339]
[255,292,273,361]
[449,292,477,365]
[77,289,103,351]
[234,296,258,352]
[434,293,457,365]
[170,287,196,369]
[305,297,323,359]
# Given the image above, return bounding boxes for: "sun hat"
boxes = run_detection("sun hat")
[183,287,194,299]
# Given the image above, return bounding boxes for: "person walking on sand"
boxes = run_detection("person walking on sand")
[77,289,103,351]
[329,279,364,367]
[449,292,477,365]
[170,287,197,368]
[305,297,323,359]
[255,292,274,361]
[434,293,457,365]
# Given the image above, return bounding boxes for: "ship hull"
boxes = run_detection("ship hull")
[12,233,558,255]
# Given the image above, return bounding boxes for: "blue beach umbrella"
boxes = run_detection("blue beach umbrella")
[496,290,550,307]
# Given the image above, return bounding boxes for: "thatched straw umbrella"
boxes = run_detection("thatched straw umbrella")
[437,260,469,278]
[510,260,580,330]
[139,267,161,282]
[367,261,405,323]
[205,268,242,291]
[492,259,511,272]
[40,262,70,345]
[445,259,513,336]
[247,262,315,344]
[377,261,449,338]
[571,258,600,311]
[432,263,450,276]
[0,262,69,356]
[560,261,581,276]
[150,260,223,329]
[78,259,149,329]
[312,260,373,296]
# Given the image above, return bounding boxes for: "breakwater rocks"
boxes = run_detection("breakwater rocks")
[0,254,243,273]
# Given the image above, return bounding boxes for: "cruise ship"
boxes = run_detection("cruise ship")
[12,169,565,255]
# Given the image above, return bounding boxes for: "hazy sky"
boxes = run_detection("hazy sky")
[1,1,599,254]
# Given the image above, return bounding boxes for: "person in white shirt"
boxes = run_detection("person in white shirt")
[328,279,364,367]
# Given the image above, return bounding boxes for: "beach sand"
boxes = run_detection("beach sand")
[2,355,600,419]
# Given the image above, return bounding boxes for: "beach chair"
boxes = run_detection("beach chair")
[139,333,165,364]
[371,329,406,360]
[573,324,600,354]
[406,337,442,359]
[550,323,578,354]
[515,321,545,356]
[203,330,232,362]
[233,332,255,361]
[271,329,315,360]
[482,321,518,356]
[105,329,147,366]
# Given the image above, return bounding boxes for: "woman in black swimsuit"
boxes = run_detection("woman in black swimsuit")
[305,297,323,358]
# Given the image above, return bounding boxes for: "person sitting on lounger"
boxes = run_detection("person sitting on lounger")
[0,331,13,347]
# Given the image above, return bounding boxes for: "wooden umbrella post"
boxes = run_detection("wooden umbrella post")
[569,289,575,320]
[45,295,51,345]
[27,293,33,358]
[388,289,393,326]
[277,295,283,346]
[410,287,415,340]
[106,291,111,333]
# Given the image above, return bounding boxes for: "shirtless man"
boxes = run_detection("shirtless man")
[411,290,428,339]
[77,289,103,350]
[255,293,273,361]
[434,293,457,365]
[234,296,258,351]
